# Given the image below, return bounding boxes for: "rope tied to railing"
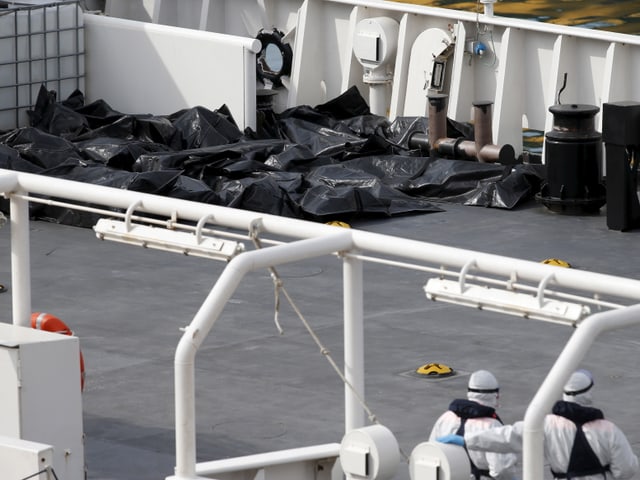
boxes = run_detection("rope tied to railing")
[271,271,284,335]
[249,219,285,335]
[248,224,410,462]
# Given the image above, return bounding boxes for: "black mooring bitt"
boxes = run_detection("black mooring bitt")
[602,101,640,231]
[536,104,606,215]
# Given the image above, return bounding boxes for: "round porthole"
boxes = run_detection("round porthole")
[256,28,293,88]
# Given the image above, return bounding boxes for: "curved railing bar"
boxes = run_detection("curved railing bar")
[522,303,640,480]
[170,232,354,479]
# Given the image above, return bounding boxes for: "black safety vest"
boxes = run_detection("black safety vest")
[550,401,610,479]
[450,399,503,480]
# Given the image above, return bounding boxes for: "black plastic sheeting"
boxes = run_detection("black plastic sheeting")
[0,85,545,228]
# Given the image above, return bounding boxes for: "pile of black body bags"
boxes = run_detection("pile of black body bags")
[0,85,545,228]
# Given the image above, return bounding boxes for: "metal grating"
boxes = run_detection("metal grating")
[0,1,85,131]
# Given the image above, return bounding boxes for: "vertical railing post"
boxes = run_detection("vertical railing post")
[523,304,640,480]
[11,192,31,327]
[343,253,365,432]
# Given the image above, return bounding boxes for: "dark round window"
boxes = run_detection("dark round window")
[256,28,293,88]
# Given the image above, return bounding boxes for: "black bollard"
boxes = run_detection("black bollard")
[536,104,606,215]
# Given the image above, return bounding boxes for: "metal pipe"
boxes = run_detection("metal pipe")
[0,172,22,326]
[428,93,449,156]
[474,101,494,162]
[421,98,515,162]
[478,143,516,164]
[10,170,338,239]
[0,171,18,192]
[348,232,640,301]
[408,132,430,152]
[433,137,462,157]
[10,191,31,328]
[170,232,354,480]
[8,171,640,301]
[456,139,478,159]
[344,253,365,432]
[368,82,392,117]
[7,171,640,480]
[522,303,640,480]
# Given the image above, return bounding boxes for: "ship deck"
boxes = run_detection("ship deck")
[1,195,639,480]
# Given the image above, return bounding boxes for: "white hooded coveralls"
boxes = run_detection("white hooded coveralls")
[429,370,518,480]
[464,371,639,480]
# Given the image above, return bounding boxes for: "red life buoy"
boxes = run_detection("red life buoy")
[31,312,85,392]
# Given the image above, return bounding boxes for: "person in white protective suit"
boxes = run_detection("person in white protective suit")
[438,369,639,480]
[428,369,518,480]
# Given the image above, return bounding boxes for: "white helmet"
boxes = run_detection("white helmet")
[467,370,499,408]
[563,369,594,406]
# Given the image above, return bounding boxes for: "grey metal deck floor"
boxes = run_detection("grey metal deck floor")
[2,199,640,480]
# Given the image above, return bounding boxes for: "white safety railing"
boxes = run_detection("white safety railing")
[3,169,640,479]
[195,443,342,480]
[523,304,640,480]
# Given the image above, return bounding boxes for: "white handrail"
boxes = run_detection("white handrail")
[5,170,640,479]
[195,443,341,476]
[7,170,640,303]
[170,232,354,479]
[522,303,640,480]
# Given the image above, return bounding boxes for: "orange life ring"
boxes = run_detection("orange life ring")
[31,312,85,392]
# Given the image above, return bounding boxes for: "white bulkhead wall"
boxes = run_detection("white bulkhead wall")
[102,0,640,158]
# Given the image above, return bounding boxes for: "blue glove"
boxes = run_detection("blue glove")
[436,434,465,446]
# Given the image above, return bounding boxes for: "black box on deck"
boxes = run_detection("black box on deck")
[602,101,640,146]
[602,101,640,231]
